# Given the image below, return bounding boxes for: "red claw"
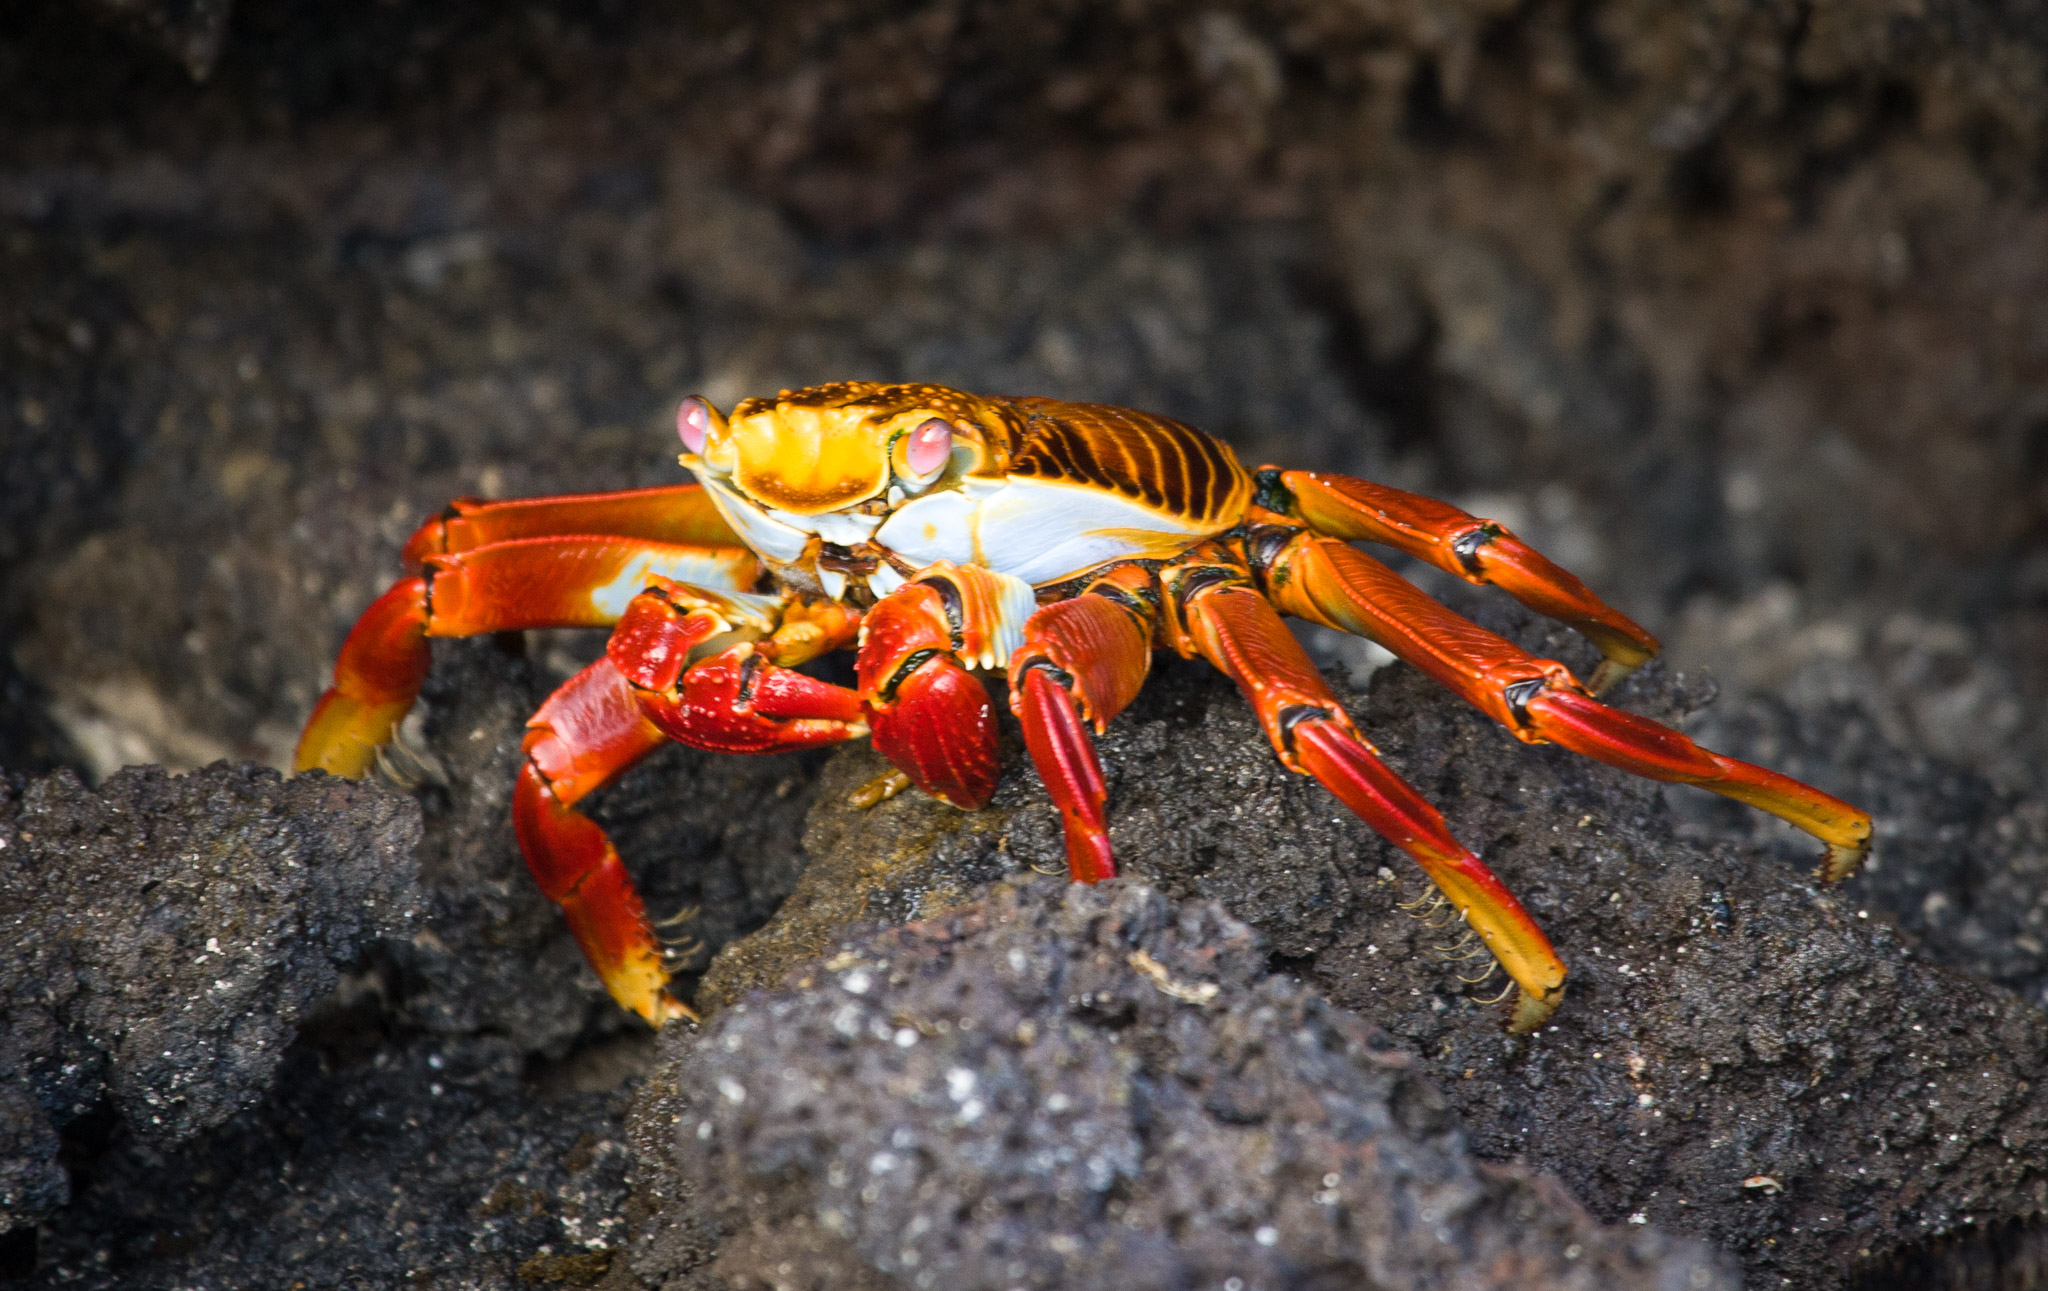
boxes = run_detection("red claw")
[606,591,722,693]
[855,578,1001,809]
[867,656,1000,810]
[641,643,867,754]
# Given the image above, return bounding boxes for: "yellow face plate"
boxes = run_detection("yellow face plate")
[724,403,887,514]
[689,382,1014,517]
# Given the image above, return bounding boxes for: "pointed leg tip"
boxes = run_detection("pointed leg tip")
[1064,833,1117,884]
[658,994,701,1027]
[1506,983,1565,1034]
[628,984,699,1029]
[1587,657,1639,697]
[295,692,414,779]
[1819,837,1872,884]
[293,739,383,780]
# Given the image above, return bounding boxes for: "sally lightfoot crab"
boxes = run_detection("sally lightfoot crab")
[295,382,1872,1031]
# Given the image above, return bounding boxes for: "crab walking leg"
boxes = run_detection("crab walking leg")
[400,483,739,569]
[295,575,434,780]
[294,535,760,777]
[1007,582,1156,883]
[1277,470,1658,693]
[518,584,869,1027]
[855,565,1034,810]
[1177,577,1568,1031]
[1269,534,1873,880]
[515,657,681,1026]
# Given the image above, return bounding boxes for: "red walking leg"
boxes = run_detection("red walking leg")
[517,582,868,1027]
[1268,534,1872,880]
[1007,577,1156,883]
[1170,563,1567,1031]
[1278,469,1658,692]
[516,657,680,1026]
[295,534,760,777]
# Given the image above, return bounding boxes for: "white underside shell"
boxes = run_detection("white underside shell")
[692,469,1225,598]
[867,564,909,599]
[700,477,810,563]
[773,507,883,547]
[879,476,1217,585]
[872,490,978,567]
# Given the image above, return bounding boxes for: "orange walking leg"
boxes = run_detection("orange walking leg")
[1269,534,1872,880]
[295,575,434,780]
[1007,574,1156,883]
[295,533,760,777]
[516,656,680,1026]
[1277,469,1658,692]
[400,483,739,568]
[1175,570,1567,1031]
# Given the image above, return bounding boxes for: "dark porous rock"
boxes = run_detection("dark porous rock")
[29,1022,645,1288]
[0,761,420,1231]
[0,1082,62,1242]
[690,600,2048,1289]
[1676,689,2048,1013]
[630,880,1736,1291]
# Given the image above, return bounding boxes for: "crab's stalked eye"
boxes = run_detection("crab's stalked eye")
[901,418,953,480]
[677,397,713,454]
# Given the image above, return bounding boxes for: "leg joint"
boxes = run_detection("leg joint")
[1014,655,1076,692]
[1502,676,1546,727]
[1080,575,1160,625]
[1164,561,1249,617]
[1244,523,1305,578]
[1252,466,1295,514]
[1450,523,1504,578]
[876,648,943,705]
[1276,701,1342,753]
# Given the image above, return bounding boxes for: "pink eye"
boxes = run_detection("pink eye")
[905,418,953,477]
[676,397,712,453]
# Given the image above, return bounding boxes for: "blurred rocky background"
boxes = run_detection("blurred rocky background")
[2,0,2045,1287]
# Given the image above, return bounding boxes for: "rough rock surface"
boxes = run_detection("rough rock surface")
[695,598,2048,1290]
[631,880,1737,1291]
[28,1019,647,1289]
[1,636,825,1285]
[1678,687,2048,1014]
[0,763,420,1230]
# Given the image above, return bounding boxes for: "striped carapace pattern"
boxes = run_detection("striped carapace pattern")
[998,395,1252,527]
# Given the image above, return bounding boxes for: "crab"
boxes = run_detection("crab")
[295,381,1872,1031]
